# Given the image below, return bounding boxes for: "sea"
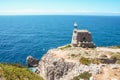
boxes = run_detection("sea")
[0,15,120,65]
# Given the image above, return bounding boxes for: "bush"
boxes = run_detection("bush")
[71,54,76,57]
[111,53,120,64]
[111,53,120,60]
[0,63,43,80]
[72,72,92,80]
[79,57,91,65]
[91,58,100,64]
[116,46,120,48]
[116,60,120,64]
[60,44,71,50]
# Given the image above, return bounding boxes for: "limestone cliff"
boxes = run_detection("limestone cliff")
[31,45,120,80]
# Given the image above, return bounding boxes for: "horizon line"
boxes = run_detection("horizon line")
[0,14,120,16]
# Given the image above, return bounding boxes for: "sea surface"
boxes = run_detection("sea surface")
[0,15,120,65]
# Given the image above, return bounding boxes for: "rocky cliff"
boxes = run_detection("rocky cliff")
[28,45,120,80]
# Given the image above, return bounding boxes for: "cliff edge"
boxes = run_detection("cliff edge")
[28,45,120,80]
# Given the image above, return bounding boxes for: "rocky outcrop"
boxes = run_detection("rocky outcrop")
[27,46,120,80]
[46,61,74,80]
[37,50,75,80]
[26,56,39,67]
[36,48,102,80]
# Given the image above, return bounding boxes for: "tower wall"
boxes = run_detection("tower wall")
[77,32,92,42]
[71,30,78,47]
[71,30,95,48]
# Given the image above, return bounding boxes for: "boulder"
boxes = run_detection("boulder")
[26,56,39,67]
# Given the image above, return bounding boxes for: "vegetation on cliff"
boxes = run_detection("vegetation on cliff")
[0,63,43,80]
[59,44,72,50]
[72,72,92,80]
[111,53,120,64]
[79,57,91,65]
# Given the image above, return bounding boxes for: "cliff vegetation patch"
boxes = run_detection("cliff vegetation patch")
[72,72,92,80]
[0,63,43,80]
[59,44,72,50]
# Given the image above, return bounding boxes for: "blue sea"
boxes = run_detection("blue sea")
[0,15,120,65]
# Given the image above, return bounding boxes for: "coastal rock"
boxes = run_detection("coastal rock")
[47,61,74,80]
[37,50,75,80]
[36,46,120,80]
[26,56,39,67]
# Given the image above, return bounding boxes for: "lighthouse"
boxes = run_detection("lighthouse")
[71,23,96,48]
[74,22,78,30]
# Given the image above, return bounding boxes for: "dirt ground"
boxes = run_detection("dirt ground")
[94,66,120,80]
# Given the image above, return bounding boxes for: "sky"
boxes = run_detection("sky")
[0,0,120,15]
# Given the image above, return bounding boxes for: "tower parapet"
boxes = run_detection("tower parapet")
[71,23,96,48]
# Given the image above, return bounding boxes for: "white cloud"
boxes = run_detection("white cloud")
[0,9,120,15]
[0,9,94,15]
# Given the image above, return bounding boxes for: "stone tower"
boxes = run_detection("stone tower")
[71,23,96,48]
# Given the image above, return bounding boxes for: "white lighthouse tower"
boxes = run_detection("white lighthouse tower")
[71,22,78,47]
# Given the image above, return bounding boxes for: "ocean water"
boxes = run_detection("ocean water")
[0,15,120,65]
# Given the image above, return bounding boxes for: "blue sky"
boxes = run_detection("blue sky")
[0,0,120,15]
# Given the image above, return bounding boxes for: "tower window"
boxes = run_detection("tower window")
[83,37,86,41]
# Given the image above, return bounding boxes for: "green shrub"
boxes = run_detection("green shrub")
[91,58,100,64]
[72,72,92,80]
[60,44,71,50]
[71,54,76,57]
[110,53,120,64]
[79,57,91,65]
[111,53,120,60]
[0,63,43,80]
[116,60,120,64]
[116,46,120,48]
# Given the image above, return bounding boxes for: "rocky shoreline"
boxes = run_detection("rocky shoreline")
[27,46,120,80]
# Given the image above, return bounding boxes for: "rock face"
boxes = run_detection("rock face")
[34,46,120,80]
[46,61,74,80]
[26,56,39,67]
[37,48,102,80]
[38,50,75,80]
